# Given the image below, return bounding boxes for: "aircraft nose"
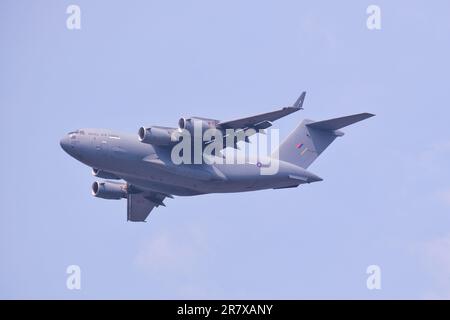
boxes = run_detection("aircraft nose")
[60,136,70,153]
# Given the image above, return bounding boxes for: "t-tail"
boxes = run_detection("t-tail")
[273,113,375,169]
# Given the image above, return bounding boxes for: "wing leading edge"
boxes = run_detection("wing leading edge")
[217,92,306,130]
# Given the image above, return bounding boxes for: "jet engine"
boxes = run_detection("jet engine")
[91,181,127,200]
[178,117,217,134]
[138,126,177,145]
[92,168,120,180]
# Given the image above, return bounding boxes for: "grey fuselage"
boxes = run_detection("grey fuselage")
[60,128,321,196]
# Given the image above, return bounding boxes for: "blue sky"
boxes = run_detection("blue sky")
[1,0,450,299]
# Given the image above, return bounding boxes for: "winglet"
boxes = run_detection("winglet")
[293,91,306,109]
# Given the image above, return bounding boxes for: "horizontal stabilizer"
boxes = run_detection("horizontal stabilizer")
[306,113,375,131]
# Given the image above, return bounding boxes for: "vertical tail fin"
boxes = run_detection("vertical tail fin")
[273,113,374,169]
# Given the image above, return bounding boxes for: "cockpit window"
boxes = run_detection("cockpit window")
[68,130,79,135]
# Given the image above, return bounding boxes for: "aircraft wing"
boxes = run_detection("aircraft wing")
[217,92,306,131]
[126,190,169,222]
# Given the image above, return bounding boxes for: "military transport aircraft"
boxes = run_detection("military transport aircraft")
[60,92,374,222]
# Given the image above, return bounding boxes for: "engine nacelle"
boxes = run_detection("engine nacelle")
[92,181,127,200]
[138,126,176,145]
[178,117,216,134]
[92,168,120,180]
